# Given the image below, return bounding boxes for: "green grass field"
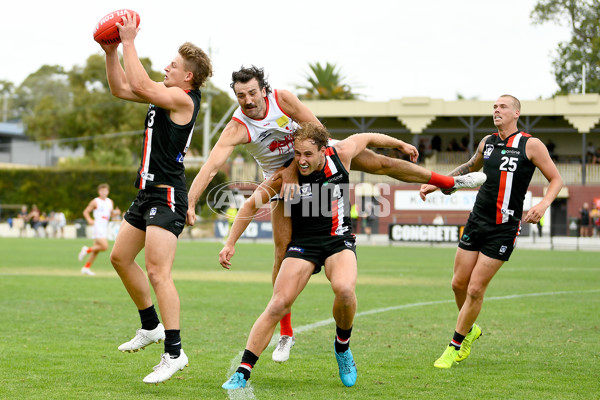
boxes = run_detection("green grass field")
[0,238,598,400]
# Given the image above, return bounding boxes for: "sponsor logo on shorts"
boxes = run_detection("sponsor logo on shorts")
[288,246,304,253]
[459,233,472,246]
[499,245,507,255]
[176,152,185,163]
[344,240,354,248]
[174,221,184,227]
[149,207,157,218]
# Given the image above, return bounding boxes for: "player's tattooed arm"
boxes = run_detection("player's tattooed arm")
[447,135,488,176]
[447,155,477,177]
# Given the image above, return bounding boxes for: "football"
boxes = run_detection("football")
[93,9,140,45]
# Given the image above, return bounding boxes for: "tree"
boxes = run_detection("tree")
[17,52,234,166]
[531,0,600,94]
[296,62,360,100]
[0,80,16,122]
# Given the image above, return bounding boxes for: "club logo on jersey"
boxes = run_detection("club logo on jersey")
[499,245,507,255]
[288,246,304,253]
[484,144,494,159]
[299,183,313,198]
[149,207,157,217]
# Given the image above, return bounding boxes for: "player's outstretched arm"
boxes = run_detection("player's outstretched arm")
[523,138,563,223]
[218,179,282,269]
[187,121,248,226]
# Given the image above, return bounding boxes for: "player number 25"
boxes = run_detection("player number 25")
[499,156,518,172]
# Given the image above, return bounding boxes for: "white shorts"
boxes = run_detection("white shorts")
[93,221,109,239]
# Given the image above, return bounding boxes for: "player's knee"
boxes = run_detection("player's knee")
[267,295,291,317]
[451,277,468,293]
[332,283,356,304]
[146,266,169,287]
[109,249,123,268]
[466,284,486,300]
[378,155,395,174]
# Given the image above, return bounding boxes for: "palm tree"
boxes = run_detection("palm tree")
[297,62,359,100]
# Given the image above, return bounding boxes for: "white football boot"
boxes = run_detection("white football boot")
[118,323,165,352]
[272,335,295,363]
[143,350,189,384]
[444,172,487,194]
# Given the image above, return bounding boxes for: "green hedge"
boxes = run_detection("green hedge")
[0,166,226,221]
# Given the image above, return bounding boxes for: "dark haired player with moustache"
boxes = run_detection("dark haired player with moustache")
[187,66,487,363]
[218,123,480,390]
[99,11,212,383]
[420,94,563,368]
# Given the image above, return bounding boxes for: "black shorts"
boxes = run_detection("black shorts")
[284,235,357,274]
[458,215,521,261]
[124,187,188,238]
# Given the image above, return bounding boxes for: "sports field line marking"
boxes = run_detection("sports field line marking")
[225,288,600,399]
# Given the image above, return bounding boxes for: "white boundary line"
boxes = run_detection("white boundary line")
[226,288,600,399]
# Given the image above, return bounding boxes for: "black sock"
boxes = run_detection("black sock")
[335,325,353,353]
[164,329,181,358]
[450,331,466,350]
[236,349,259,381]
[138,305,160,331]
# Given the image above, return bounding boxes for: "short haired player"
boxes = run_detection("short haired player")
[78,183,117,276]
[420,95,563,368]
[187,66,486,363]
[218,123,485,389]
[99,11,212,384]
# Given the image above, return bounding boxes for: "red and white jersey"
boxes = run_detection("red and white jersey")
[232,90,298,179]
[92,197,113,238]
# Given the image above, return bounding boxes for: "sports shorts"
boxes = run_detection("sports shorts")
[92,220,109,239]
[284,235,356,274]
[458,215,521,262]
[124,187,187,238]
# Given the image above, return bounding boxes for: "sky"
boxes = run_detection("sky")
[1,0,573,102]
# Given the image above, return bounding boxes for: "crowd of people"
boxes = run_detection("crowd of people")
[12,204,67,238]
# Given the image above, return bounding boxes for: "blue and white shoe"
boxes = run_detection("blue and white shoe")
[334,346,357,387]
[222,372,247,390]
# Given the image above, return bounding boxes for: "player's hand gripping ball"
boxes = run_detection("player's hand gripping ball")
[93,9,140,45]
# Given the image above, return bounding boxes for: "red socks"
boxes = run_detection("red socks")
[280,313,293,337]
[427,172,455,189]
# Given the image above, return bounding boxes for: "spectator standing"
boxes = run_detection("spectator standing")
[580,202,591,237]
